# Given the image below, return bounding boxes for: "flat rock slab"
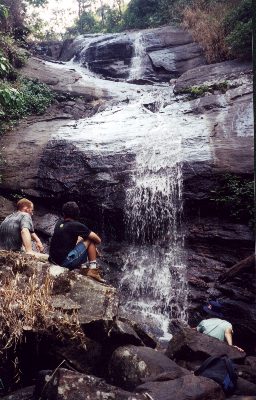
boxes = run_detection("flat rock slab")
[166,327,246,364]
[36,368,146,400]
[136,374,225,400]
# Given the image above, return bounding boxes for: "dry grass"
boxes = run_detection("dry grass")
[182,1,238,63]
[0,261,85,353]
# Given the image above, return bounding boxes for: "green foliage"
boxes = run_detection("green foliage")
[122,0,193,30]
[0,50,11,78]
[182,81,229,98]
[26,0,48,6]
[0,4,9,20]
[223,0,252,59]
[0,79,54,132]
[211,174,254,226]
[77,11,100,33]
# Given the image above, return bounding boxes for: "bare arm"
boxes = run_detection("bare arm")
[21,228,33,253]
[224,327,233,346]
[88,231,101,244]
[225,327,244,352]
[31,232,44,252]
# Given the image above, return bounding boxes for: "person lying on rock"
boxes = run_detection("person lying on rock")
[49,201,105,283]
[196,300,244,352]
[0,198,45,256]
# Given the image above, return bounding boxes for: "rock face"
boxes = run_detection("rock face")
[108,345,189,390]
[59,26,206,81]
[0,26,254,366]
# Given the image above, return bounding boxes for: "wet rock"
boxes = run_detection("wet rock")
[166,327,246,366]
[0,196,15,221]
[35,368,145,400]
[59,27,205,81]
[136,374,225,400]
[108,345,189,390]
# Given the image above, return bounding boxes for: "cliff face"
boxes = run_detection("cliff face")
[0,26,253,349]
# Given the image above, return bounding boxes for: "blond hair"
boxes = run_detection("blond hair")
[17,198,33,211]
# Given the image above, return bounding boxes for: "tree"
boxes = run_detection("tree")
[77,0,91,18]
[96,2,110,28]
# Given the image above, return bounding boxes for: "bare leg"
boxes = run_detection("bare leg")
[86,241,97,262]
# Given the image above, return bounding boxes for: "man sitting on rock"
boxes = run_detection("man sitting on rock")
[49,201,105,283]
[0,198,44,255]
[196,300,244,352]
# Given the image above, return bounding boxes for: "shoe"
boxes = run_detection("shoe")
[80,267,106,284]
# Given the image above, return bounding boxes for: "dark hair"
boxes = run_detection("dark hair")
[203,300,224,318]
[62,202,80,219]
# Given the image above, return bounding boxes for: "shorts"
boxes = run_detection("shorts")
[61,241,88,270]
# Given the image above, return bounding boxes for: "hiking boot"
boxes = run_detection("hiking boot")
[80,267,106,283]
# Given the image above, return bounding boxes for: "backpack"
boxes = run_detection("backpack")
[194,355,238,395]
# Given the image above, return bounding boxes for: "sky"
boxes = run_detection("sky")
[28,0,129,35]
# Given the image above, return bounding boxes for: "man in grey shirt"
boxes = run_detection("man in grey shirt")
[0,198,44,254]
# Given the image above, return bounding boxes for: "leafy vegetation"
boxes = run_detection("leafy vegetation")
[211,174,254,226]
[181,81,229,98]
[60,0,252,62]
[224,0,252,59]
[0,78,54,133]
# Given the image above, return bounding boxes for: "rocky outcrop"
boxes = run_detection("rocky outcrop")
[174,60,252,94]
[20,57,114,100]
[59,26,206,81]
[108,345,189,390]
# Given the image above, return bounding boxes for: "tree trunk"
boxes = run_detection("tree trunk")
[218,254,255,282]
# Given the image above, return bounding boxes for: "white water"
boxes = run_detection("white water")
[47,32,213,339]
[128,33,147,81]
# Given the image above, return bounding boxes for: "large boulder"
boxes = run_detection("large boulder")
[108,345,189,390]
[35,368,145,400]
[166,327,246,367]
[136,374,225,400]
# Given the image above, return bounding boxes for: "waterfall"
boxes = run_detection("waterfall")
[120,92,188,339]
[51,43,190,339]
[128,33,147,81]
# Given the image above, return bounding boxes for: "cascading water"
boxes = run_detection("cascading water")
[50,34,191,340]
[128,33,147,81]
[119,91,188,339]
